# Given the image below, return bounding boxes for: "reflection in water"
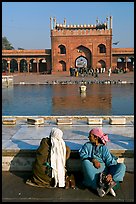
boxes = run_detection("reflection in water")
[52,84,112,115]
[80,91,86,98]
[2,84,134,116]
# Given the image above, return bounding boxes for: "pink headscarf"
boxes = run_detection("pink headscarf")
[90,128,110,145]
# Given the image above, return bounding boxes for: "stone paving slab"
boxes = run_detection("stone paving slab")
[2,124,134,151]
[2,171,134,202]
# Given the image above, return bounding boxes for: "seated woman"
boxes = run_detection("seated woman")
[79,127,126,197]
[26,127,71,188]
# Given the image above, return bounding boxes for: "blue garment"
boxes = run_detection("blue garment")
[79,142,126,190]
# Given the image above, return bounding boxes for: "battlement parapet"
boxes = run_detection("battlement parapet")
[55,23,108,30]
[51,29,111,37]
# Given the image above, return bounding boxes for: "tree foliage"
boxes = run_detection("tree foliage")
[2,36,14,50]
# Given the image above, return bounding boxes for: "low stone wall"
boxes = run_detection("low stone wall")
[2,149,134,172]
[2,115,134,125]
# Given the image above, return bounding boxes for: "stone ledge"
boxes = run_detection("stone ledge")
[109,117,126,125]
[27,117,44,125]
[2,149,134,172]
[87,117,102,125]
[56,118,73,125]
[2,149,134,158]
[2,118,16,125]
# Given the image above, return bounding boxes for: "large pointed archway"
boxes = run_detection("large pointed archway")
[75,56,88,68]
[76,45,92,68]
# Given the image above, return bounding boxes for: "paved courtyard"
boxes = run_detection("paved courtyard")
[10,71,134,84]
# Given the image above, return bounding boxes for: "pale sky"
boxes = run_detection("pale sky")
[2,2,134,49]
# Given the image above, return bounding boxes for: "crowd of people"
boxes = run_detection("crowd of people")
[26,127,126,198]
[70,66,129,78]
[70,66,106,77]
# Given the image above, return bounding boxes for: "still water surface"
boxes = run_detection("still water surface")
[2,84,134,116]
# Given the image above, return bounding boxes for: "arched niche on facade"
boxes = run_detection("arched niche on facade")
[76,45,92,68]
[117,57,125,69]
[20,59,28,72]
[98,44,106,53]
[58,45,66,54]
[29,59,37,72]
[117,57,125,62]
[2,59,8,72]
[10,59,18,73]
[128,57,134,63]
[97,60,106,69]
[39,59,47,73]
[59,60,66,71]
[127,57,134,71]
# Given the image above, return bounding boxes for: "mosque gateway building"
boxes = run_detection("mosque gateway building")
[2,17,134,74]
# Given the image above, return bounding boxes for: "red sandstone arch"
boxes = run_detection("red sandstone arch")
[10,59,18,72]
[20,59,28,72]
[98,44,106,53]
[117,57,125,69]
[58,45,66,54]
[59,60,66,71]
[29,59,37,72]
[39,59,47,73]
[75,56,88,68]
[2,47,134,74]
[2,59,8,72]
[97,60,106,68]
[76,45,92,68]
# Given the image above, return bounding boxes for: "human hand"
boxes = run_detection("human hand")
[106,174,113,183]
[92,159,101,168]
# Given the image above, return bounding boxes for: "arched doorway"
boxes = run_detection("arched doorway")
[29,59,37,72]
[76,56,88,68]
[127,57,134,71]
[20,59,28,72]
[117,57,125,69]
[75,56,88,75]
[39,59,47,73]
[76,45,92,68]
[97,60,106,72]
[59,60,66,71]
[10,59,18,73]
[2,59,8,73]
